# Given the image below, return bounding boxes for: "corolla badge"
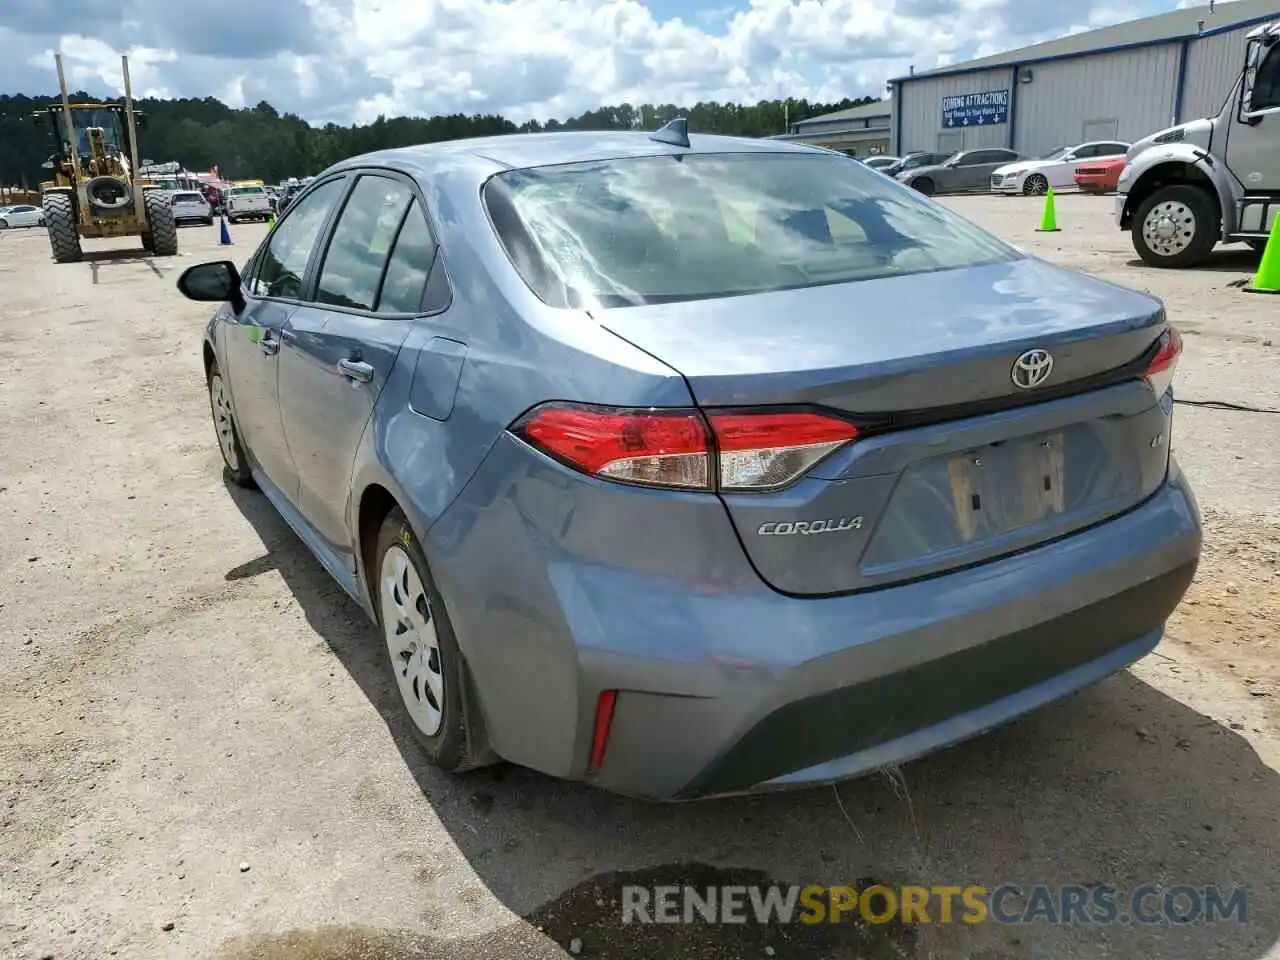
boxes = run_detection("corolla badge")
[757,517,863,536]
[1011,348,1054,389]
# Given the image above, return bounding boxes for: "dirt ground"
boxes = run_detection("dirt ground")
[1,192,1278,960]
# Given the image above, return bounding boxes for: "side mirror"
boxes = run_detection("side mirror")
[177,261,244,310]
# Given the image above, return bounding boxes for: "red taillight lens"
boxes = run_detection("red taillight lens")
[708,411,858,490]
[512,403,857,492]
[1144,327,1182,398]
[516,404,711,489]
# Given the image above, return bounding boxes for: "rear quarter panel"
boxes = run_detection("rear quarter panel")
[352,157,696,550]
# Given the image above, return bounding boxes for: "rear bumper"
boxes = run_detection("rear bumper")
[428,440,1201,801]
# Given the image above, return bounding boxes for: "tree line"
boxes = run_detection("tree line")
[0,92,876,186]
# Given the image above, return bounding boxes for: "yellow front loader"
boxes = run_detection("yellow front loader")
[33,53,178,263]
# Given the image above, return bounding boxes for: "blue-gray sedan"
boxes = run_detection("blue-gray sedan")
[177,122,1201,800]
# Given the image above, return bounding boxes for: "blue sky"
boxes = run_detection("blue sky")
[0,0,1224,125]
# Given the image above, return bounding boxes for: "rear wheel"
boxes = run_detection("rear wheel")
[1132,184,1218,268]
[374,509,486,772]
[911,177,935,196]
[43,192,82,263]
[144,191,179,256]
[1023,174,1049,196]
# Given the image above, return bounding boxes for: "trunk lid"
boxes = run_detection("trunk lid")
[599,257,1173,595]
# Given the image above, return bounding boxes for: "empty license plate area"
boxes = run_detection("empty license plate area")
[859,421,1145,577]
[947,431,1065,542]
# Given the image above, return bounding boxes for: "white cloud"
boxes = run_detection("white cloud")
[0,0,1233,125]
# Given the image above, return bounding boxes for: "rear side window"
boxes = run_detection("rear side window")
[483,152,1019,309]
[315,175,414,312]
[376,201,438,313]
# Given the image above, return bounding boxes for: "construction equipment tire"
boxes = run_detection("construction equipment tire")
[44,192,83,263]
[145,190,179,257]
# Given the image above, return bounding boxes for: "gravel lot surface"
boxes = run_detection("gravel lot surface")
[1,192,1277,960]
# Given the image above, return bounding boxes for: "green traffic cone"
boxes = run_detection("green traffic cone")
[1036,188,1061,233]
[1246,215,1280,295]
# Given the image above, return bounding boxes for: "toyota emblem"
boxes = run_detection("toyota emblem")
[1011,349,1053,389]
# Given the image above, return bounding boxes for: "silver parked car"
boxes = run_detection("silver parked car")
[168,191,214,226]
[0,204,46,229]
[175,122,1200,800]
[897,148,1022,195]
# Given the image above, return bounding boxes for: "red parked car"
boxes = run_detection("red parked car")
[1074,156,1126,194]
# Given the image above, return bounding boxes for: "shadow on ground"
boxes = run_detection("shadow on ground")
[1125,244,1264,276]
[221,479,1280,960]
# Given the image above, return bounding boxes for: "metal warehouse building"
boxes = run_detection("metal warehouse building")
[889,0,1280,159]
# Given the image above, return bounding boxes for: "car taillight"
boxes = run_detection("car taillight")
[1144,327,1182,398]
[706,411,857,490]
[511,403,858,492]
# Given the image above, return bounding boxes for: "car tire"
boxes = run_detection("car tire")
[373,509,487,773]
[911,177,935,196]
[1131,184,1219,268]
[207,364,256,488]
[204,218,214,226]
[0,220,9,229]
[1246,238,1268,254]
[1022,174,1049,196]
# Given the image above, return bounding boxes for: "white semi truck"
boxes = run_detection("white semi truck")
[1117,18,1279,267]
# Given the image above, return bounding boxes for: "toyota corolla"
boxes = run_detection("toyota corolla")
[177,122,1201,800]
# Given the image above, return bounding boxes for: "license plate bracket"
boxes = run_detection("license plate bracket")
[947,432,1065,542]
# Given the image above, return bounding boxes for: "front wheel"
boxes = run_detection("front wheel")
[0,220,9,230]
[208,366,255,488]
[144,190,179,256]
[43,192,83,263]
[1131,185,1219,268]
[1022,174,1049,196]
[374,510,486,772]
[911,177,935,196]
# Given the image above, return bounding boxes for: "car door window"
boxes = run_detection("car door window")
[251,179,344,300]
[1070,145,1096,160]
[376,201,439,314]
[315,175,415,312]
[1100,143,1128,156]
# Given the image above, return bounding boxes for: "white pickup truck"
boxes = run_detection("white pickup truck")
[222,185,272,223]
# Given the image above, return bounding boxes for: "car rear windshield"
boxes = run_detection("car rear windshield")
[483,152,1020,308]
[172,192,203,202]
[226,187,264,197]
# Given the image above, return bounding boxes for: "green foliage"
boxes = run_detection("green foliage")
[0,91,876,185]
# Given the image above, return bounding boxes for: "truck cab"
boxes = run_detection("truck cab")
[1117,19,1280,267]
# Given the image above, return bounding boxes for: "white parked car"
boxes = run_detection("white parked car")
[168,190,215,226]
[990,141,1130,196]
[0,204,46,229]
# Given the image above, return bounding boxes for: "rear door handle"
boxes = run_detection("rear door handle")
[337,358,374,383]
